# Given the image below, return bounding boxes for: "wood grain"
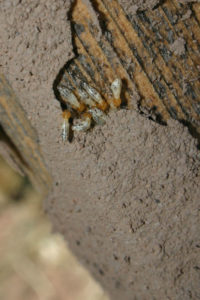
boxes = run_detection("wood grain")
[57,0,200,132]
[0,0,199,194]
[0,74,52,196]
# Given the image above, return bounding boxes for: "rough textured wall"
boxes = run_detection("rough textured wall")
[0,1,200,299]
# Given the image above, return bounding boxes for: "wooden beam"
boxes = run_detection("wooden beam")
[0,74,52,196]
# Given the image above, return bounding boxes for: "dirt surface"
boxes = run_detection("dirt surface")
[0,1,200,300]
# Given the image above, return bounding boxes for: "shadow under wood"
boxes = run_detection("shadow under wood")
[180,120,200,149]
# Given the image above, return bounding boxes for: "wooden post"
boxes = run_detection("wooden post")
[0,74,52,196]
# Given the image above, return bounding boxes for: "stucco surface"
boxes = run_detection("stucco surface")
[0,1,200,299]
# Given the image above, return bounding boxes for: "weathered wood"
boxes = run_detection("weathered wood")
[0,0,199,194]
[56,0,200,133]
[0,74,52,196]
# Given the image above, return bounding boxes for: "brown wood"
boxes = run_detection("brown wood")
[0,0,199,194]
[57,0,200,133]
[0,74,52,196]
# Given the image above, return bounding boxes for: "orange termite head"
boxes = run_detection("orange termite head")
[97,100,108,111]
[62,110,71,120]
[76,102,86,113]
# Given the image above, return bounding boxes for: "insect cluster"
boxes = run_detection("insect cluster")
[58,78,122,142]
